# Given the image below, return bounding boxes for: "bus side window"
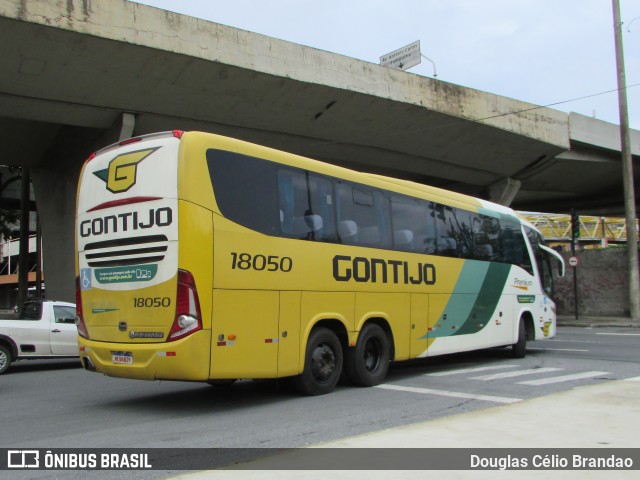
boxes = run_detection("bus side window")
[336,183,391,248]
[207,149,280,235]
[434,204,457,257]
[473,215,500,261]
[500,219,532,273]
[391,195,435,253]
[277,169,336,242]
[455,209,474,259]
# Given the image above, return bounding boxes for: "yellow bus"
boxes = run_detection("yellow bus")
[75,131,565,395]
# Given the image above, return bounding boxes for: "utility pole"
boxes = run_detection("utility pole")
[17,167,30,309]
[571,211,580,320]
[612,0,640,320]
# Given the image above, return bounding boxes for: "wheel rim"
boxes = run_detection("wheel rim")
[0,350,7,371]
[363,337,382,373]
[311,342,336,382]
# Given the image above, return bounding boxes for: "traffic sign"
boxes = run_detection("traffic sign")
[380,40,421,71]
[569,256,579,267]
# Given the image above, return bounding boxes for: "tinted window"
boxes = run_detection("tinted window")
[473,214,500,261]
[21,301,42,320]
[207,149,280,235]
[336,182,391,248]
[206,148,535,270]
[391,196,436,254]
[278,169,336,241]
[525,226,550,282]
[454,209,474,259]
[434,204,459,257]
[501,219,532,273]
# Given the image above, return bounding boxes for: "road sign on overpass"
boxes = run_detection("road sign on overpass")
[380,40,421,71]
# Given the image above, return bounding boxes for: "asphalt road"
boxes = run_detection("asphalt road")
[2,326,639,479]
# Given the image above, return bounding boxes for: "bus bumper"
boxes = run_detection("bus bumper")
[78,330,211,381]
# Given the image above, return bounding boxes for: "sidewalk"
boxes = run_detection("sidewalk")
[171,377,640,479]
[557,315,640,328]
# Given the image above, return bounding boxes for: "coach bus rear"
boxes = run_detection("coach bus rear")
[75,131,212,380]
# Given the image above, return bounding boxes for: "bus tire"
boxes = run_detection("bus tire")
[344,323,390,387]
[0,345,12,375]
[295,327,343,396]
[512,319,527,358]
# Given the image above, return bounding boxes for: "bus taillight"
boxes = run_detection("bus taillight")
[169,270,202,341]
[75,276,90,339]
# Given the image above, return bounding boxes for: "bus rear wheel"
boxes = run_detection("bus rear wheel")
[295,327,343,396]
[344,323,390,387]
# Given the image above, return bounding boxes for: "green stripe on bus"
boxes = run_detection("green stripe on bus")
[424,261,511,339]
[454,262,511,336]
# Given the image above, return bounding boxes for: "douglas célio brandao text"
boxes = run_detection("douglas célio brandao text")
[470,453,634,470]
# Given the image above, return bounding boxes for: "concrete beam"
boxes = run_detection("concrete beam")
[489,177,522,207]
[0,0,568,149]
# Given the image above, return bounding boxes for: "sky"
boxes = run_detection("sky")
[132,0,640,130]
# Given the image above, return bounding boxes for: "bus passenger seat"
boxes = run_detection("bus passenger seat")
[338,220,358,245]
[292,214,323,238]
[394,229,414,250]
[475,244,493,260]
[360,226,381,246]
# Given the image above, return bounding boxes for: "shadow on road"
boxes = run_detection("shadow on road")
[5,357,82,374]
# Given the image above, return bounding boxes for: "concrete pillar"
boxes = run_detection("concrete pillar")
[28,113,137,303]
[488,177,522,207]
[119,113,136,141]
[31,165,80,302]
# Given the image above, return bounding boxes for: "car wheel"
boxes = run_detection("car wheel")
[0,345,12,375]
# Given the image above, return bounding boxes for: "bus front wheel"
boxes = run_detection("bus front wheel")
[512,318,527,358]
[344,323,390,387]
[295,327,343,396]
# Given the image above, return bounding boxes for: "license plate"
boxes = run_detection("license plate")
[112,351,133,365]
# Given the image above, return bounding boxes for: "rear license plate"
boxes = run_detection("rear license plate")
[112,351,133,365]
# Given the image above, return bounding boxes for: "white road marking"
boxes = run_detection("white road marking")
[527,347,589,352]
[596,333,640,336]
[471,367,563,381]
[376,384,522,404]
[518,371,610,386]
[425,365,519,377]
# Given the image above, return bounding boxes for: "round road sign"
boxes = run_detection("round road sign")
[568,256,579,267]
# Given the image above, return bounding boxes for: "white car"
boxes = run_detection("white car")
[0,299,78,374]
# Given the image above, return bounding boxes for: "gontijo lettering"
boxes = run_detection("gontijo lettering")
[333,255,436,285]
[80,207,172,238]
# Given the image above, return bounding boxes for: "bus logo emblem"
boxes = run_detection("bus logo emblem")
[94,147,159,193]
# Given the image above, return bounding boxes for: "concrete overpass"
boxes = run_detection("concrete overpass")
[0,0,638,303]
